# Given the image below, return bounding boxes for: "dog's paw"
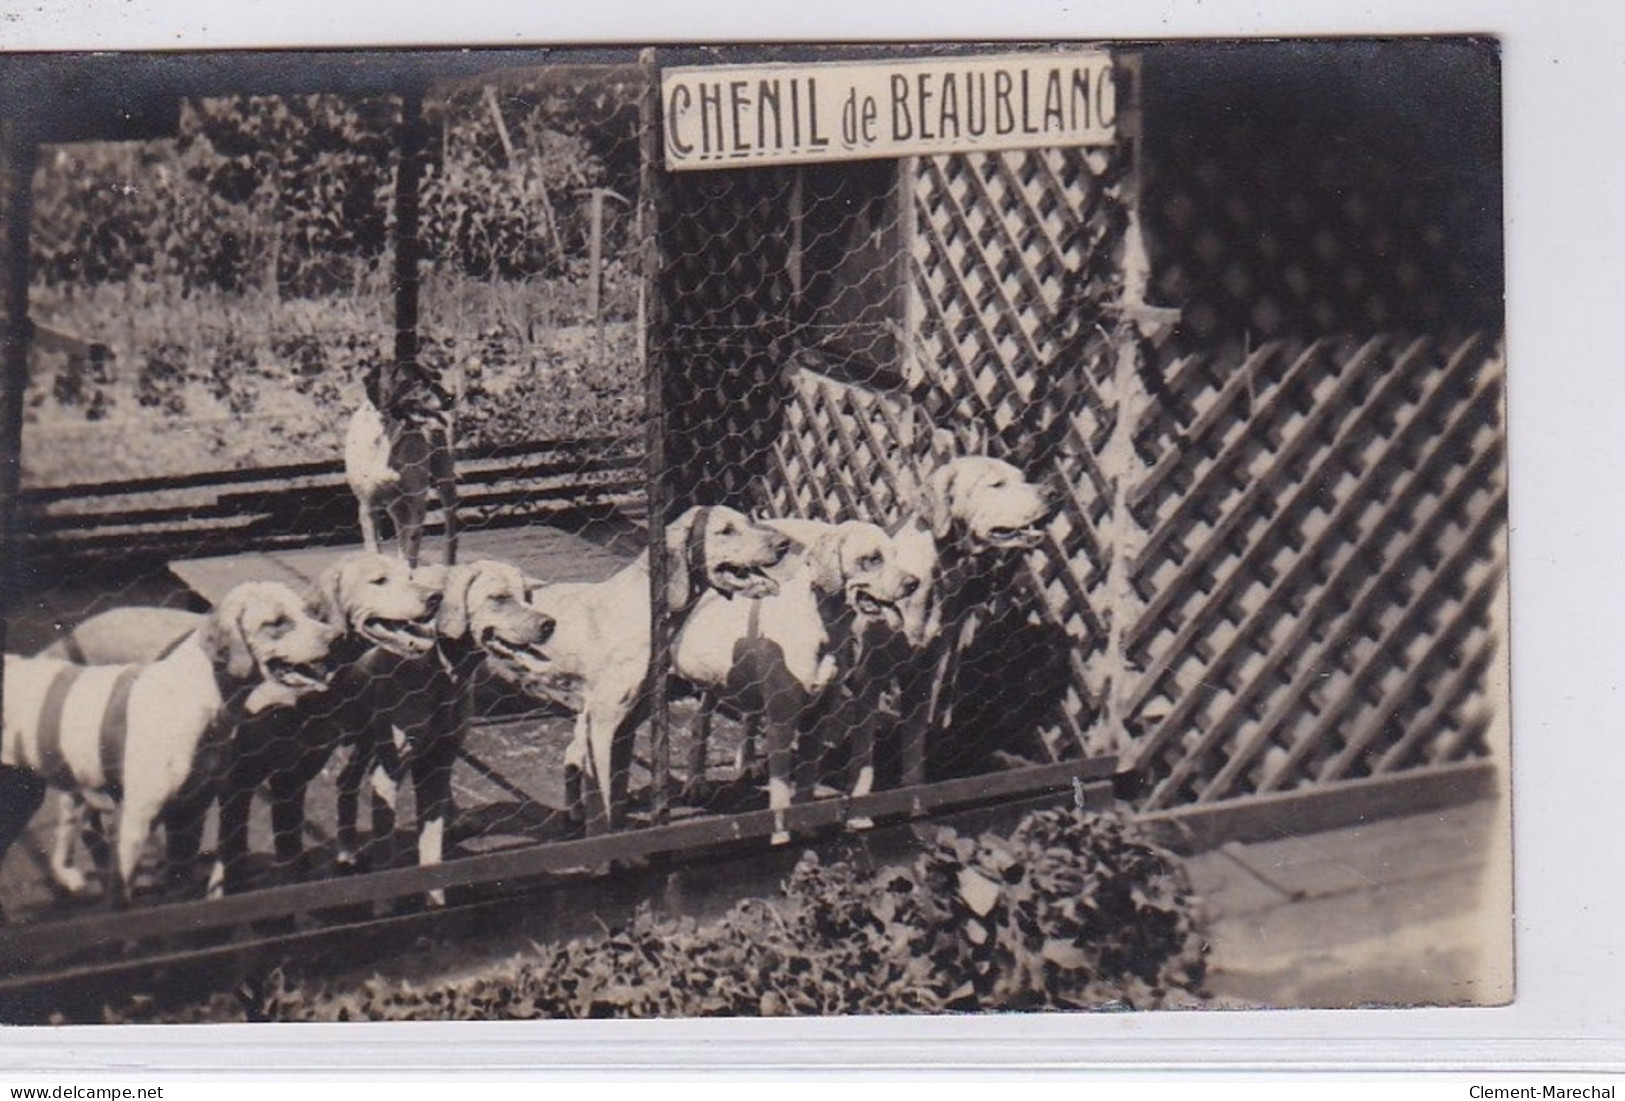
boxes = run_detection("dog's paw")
[424,889,446,909]
[680,776,714,806]
[845,816,875,833]
[770,830,792,847]
[334,850,369,876]
[51,865,90,897]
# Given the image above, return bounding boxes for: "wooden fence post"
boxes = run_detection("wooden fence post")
[391,86,428,398]
[1095,53,1176,763]
[640,49,674,828]
[0,116,37,668]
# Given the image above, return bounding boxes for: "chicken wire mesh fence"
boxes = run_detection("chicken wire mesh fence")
[0,44,1508,945]
[3,60,660,927]
[641,40,1506,833]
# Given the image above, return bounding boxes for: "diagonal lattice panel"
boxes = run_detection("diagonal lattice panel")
[1125,334,1506,808]
[906,146,1131,749]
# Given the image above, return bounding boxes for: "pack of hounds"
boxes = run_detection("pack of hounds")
[0,373,1059,918]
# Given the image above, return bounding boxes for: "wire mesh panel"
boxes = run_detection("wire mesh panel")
[0,44,1509,981]
[2,59,658,930]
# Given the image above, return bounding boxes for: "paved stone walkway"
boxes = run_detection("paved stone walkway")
[1187,797,1511,1008]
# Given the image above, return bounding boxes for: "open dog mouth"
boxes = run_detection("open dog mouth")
[266,656,334,692]
[983,524,1046,550]
[713,562,780,599]
[849,587,904,630]
[360,614,437,655]
[480,633,555,675]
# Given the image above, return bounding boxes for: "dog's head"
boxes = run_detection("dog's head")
[797,521,922,639]
[665,505,791,609]
[310,553,439,658]
[420,559,556,680]
[915,456,1057,552]
[201,581,342,710]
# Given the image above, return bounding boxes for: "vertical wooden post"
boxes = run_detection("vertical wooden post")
[640,49,673,828]
[587,189,605,368]
[892,155,923,404]
[1095,52,1163,764]
[391,86,429,402]
[0,117,37,670]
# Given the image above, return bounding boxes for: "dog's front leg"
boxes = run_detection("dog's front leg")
[390,496,427,569]
[683,691,718,804]
[334,743,372,872]
[582,685,639,836]
[48,793,90,896]
[437,474,458,567]
[0,768,47,923]
[358,502,382,556]
[562,713,589,832]
[761,672,812,847]
[368,745,407,874]
[159,786,211,896]
[208,780,255,898]
[268,777,312,872]
[110,796,163,910]
[411,736,459,908]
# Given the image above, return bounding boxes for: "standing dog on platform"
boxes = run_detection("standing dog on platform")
[521,505,791,835]
[345,360,459,568]
[676,518,922,845]
[0,582,340,914]
[874,453,1061,784]
[333,558,557,907]
[36,553,442,899]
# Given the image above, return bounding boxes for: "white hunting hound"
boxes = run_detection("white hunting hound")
[522,505,791,834]
[333,557,557,907]
[345,362,459,568]
[0,582,340,913]
[877,454,1060,784]
[676,518,922,845]
[37,554,441,898]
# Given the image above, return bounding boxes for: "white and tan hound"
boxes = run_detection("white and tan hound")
[1,582,340,912]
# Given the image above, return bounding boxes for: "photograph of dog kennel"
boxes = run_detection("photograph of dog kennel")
[0,41,1508,1021]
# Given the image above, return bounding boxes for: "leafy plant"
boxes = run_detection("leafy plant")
[107,808,1208,1023]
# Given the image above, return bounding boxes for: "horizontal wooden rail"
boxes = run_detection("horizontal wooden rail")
[18,433,641,506]
[0,756,1117,975]
[13,437,647,564]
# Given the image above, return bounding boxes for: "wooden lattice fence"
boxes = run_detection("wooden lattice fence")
[654,51,1507,812]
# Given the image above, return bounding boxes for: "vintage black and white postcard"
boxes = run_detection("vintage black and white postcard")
[0,39,1510,1024]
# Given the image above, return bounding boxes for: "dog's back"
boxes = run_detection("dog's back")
[44,607,202,665]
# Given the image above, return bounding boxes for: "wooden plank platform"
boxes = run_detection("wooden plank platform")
[1188,796,1510,1008]
[170,514,643,605]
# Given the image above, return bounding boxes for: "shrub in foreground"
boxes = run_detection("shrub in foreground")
[111,808,1208,1022]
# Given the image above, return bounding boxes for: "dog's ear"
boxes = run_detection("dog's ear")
[201,588,257,681]
[803,527,847,594]
[662,509,699,611]
[919,464,961,541]
[361,361,381,409]
[957,420,989,456]
[434,564,479,641]
[306,562,348,627]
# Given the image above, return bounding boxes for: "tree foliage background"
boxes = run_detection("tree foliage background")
[23,72,647,484]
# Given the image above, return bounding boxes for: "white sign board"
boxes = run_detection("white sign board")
[661,52,1117,171]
